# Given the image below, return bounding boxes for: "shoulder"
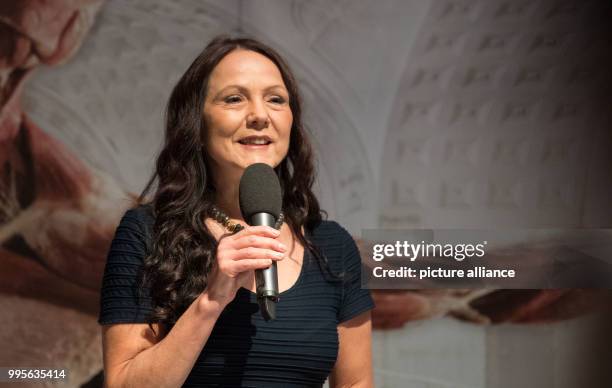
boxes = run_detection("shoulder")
[110,204,155,252]
[123,203,155,226]
[309,220,359,270]
[118,204,155,235]
[100,207,156,324]
[309,219,352,243]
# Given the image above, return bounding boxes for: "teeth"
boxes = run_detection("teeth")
[241,138,269,145]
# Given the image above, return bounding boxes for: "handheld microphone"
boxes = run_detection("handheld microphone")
[239,163,282,321]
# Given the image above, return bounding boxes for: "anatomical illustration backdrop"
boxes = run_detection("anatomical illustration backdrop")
[1,1,611,387]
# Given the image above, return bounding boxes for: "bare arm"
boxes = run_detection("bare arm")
[102,292,223,388]
[102,225,287,387]
[329,311,374,388]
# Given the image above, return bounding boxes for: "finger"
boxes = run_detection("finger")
[371,312,397,323]
[372,317,404,330]
[384,321,406,330]
[373,312,414,326]
[232,258,274,273]
[373,300,430,322]
[373,292,431,317]
[371,316,388,329]
[232,234,287,253]
[231,247,286,261]
[232,225,280,240]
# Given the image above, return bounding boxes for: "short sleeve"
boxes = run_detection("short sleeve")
[337,225,375,323]
[98,207,154,325]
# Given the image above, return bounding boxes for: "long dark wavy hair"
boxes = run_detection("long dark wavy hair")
[137,35,334,332]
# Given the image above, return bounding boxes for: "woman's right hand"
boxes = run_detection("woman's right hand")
[203,225,287,308]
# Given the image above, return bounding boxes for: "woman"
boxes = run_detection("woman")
[98,35,374,387]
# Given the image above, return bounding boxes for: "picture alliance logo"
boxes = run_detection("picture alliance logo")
[371,265,516,280]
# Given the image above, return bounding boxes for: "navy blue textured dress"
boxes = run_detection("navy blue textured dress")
[98,205,374,387]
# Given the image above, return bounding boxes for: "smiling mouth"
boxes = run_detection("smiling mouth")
[238,136,272,145]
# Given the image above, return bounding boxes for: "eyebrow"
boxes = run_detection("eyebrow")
[214,84,288,97]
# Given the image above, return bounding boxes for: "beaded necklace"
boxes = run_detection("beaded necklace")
[208,205,284,234]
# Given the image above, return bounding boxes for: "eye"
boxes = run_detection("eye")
[268,96,287,104]
[224,95,243,104]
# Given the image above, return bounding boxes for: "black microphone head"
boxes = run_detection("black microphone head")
[239,163,282,222]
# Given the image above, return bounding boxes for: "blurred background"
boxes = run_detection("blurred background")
[1,0,611,387]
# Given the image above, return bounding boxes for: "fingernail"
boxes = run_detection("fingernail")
[278,243,287,252]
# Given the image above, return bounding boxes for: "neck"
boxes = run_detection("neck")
[212,170,243,220]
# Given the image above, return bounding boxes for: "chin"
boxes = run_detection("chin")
[240,155,283,169]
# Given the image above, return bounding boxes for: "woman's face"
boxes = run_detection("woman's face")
[203,49,293,178]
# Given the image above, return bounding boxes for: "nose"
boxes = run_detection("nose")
[246,99,269,130]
